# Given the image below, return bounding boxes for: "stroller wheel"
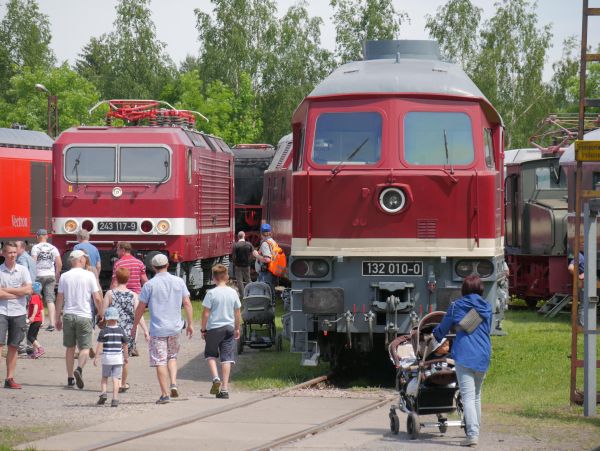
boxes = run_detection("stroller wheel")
[437,414,448,434]
[455,392,468,436]
[389,409,399,435]
[406,413,420,440]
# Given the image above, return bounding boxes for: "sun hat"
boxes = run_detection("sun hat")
[151,253,168,267]
[104,307,119,321]
[69,249,86,260]
[260,223,272,233]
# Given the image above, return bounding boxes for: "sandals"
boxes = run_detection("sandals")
[118,383,130,393]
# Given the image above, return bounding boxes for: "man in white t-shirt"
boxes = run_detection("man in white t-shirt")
[31,229,62,331]
[55,250,102,389]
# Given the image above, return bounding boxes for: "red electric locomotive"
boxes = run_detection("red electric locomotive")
[271,41,508,366]
[51,100,234,293]
[0,127,52,245]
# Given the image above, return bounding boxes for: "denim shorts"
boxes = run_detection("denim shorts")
[204,326,235,363]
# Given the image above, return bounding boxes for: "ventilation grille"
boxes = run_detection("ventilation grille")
[417,219,437,239]
[273,141,293,169]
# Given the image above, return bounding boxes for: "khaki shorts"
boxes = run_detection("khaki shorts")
[62,314,93,349]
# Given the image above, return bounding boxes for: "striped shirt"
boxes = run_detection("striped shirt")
[97,325,127,365]
[112,254,146,294]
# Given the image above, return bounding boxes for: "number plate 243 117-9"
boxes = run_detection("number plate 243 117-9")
[97,221,137,232]
[362,261,423,276]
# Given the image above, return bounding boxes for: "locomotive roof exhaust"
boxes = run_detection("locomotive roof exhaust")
[363,40,441,61]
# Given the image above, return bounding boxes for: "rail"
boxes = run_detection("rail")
[81,374,332,451]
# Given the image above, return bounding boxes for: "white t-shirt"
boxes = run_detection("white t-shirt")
[31,242,60,278]
[58,268,99,319]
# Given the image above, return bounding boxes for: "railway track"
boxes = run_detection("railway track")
[80,374,393,451]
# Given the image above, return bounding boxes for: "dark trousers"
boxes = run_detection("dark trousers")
[234,266,251,298]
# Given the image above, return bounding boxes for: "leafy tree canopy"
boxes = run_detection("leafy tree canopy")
[0,64,103,131]
[331,0,409,63]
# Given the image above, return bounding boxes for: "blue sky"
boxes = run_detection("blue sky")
[6,1,598,81]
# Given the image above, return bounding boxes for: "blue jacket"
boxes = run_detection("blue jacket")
[433,293,492,372]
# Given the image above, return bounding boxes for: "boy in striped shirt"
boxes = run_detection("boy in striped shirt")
[93,307,128,407]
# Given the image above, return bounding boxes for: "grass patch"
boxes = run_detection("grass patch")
[486,311,600,428]
[0,424,63,449]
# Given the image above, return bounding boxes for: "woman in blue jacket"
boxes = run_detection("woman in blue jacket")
[433,274,492,448]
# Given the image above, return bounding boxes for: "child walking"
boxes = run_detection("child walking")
[201,264,241,399]
[93,307,128,407]
[27,282,45,358]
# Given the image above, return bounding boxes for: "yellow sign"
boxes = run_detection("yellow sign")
[575,140,600,161]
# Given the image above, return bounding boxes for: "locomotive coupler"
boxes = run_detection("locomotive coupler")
[364,310,375,350]
[344,310,354,349]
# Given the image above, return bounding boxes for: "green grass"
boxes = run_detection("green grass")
[485,310,600,431]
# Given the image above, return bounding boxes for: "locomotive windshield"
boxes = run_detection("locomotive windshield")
[120,146,170,183]
[312,112,381,165]
[64,146,116,183]
[63,145,171,183]
[404,112,474,166]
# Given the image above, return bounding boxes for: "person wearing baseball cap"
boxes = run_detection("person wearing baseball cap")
[132,253,193,404]
[55,249,102,389]
[31,228,62,331]
[253,223,276,295]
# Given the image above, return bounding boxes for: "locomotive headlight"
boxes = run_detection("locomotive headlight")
[476,260,494,278]
[312,259,329,278]
[291,259,310,277]
[156,219,171,234]
[379,187,406,213]
[455,260,473,278]
[64,219,78,233]
[140,220,154,234]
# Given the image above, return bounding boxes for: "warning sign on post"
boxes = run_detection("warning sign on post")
[575,140,600,161]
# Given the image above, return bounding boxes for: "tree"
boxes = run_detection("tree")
[473,0,552,148]
[74,36,113,96]
[425,0,553,148]
[330,0,409,63]
[194,0,278,93]
[75,0,175,99]
[0,64,103,132]
[175,70,262,145]
[425,0,482,71]
[261,2,335,143]
[0,0,55,98]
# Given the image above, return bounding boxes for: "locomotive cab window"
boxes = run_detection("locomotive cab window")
[312,112,382,165]
[64,146,116,183]
[120,146,171,183]
[484,128,495,168]
[404,112,474,166]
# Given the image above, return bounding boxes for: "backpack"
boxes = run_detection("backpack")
[265,239,287,277]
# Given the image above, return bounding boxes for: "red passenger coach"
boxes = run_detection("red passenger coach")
[275,41,509,367]
[0,128,52,245]
[51,101,234,293]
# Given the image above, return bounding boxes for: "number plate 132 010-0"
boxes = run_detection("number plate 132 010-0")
[97,221,137,232]
[362,261,423,276]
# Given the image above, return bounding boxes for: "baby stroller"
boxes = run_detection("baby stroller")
[238,282,282,354]
[388,311,464,440]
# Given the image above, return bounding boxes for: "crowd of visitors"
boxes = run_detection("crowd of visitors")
[0,226,283,406]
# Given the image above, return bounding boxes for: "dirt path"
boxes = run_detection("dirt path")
[0,321,217,445]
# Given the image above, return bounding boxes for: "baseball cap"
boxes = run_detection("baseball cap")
[36,228,48,236]
[104,307,119,321]
[32,281,42,294]
[69,249,86,260]
[152,253,168,267]
[260,223,272,233]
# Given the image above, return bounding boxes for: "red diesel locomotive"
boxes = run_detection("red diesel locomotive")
[51,100,234,293]
[269,41,508,366]
[0,127,52,246]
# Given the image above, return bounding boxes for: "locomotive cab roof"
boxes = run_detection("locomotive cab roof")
[301,40,502,126]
